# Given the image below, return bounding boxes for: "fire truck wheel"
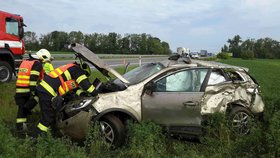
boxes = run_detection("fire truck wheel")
[0,61,13,82]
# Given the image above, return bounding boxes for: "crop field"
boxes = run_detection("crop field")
[0,59,279,157]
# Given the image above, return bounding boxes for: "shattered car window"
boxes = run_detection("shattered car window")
[114,63,165,85]
[226,70,245,82]
[208,70,226,85]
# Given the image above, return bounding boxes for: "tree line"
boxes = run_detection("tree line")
[24,31,171,54]
[221,35,280,59]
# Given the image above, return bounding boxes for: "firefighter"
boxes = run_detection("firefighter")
[15,49,53,133]
[43,56,54,74]
[33,62,98,136]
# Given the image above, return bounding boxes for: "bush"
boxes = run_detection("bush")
[217,52,231,59]
[241,50,254,60]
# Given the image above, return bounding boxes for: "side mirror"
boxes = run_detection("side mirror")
[145,82,155,96]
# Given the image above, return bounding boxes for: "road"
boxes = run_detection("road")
[11,56,167,81]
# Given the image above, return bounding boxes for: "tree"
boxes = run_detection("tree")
[24,31,39,50]
[68,31,84,44]
[147,37,163,54]
[221,44,229,52]
[35,31,171,54]
[120,35,130,54]
[39,33,53,50]
[222,35,280,59]
[161,41,171,55]
[227,35,242,57]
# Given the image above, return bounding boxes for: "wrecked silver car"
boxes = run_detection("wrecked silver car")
[56,43,264,147]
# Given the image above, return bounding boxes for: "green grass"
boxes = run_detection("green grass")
[0,59,279,157]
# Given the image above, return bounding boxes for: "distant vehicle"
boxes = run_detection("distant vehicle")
[0,10,26,82]
[191,53,199,59]
[200,50,208,57]
[53,44,265,147]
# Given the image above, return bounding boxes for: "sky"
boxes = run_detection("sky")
[1,0,280,53]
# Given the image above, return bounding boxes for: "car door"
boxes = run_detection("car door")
[141,68,210,131]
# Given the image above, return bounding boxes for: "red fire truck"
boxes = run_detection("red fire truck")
[0,10,26,82]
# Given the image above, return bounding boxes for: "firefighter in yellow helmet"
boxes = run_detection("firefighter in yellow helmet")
[33,62,97,136]
[15,49,53,134]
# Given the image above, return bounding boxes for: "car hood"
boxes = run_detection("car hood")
[70,43,130,84]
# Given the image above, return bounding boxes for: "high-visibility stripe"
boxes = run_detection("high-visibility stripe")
[18,75,30,79]
[37,123,48,132]
[16,88,30,93]
[16,118,27,123]
[64,83,69,91]
[50,71,58,77]
[64,70,71,80]
[29,81,37,86]
[76,75,87,84]
[87,85,95,93]
[76,89,85,96]
[56,68,63,75]
[17,80,30,84]
[58,86,66,95]
[30,70,40,76]
[40,81,57,97]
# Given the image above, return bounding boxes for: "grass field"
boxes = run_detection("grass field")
[0,59,279,157]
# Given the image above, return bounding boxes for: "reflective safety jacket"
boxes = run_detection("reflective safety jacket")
[16,60,44,95]
[38,63,95,97]
[43,62,54,74]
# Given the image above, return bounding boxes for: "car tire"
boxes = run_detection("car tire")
[99,114,125,147]
[229,106,254,136]
[0,61,13,82]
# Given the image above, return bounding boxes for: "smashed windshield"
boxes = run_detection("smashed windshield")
[114,63,165,85]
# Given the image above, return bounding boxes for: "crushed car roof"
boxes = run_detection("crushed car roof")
[162,55,249,72]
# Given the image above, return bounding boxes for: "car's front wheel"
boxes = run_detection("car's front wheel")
[99,114,125,147]
[229,106,254,136]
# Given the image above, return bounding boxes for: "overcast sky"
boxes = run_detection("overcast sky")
[1,0,280,53]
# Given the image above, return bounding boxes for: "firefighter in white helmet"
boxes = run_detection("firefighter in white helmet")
[15,49,54,135]
[33,49,54,74]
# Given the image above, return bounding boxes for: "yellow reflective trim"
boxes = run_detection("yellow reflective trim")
[64,70,71,80]
[16,88,30,93]
[64,83,69,91]
[87,85,95,93]
[76,75,87,84]
[30,70,40,76]
[18,75,30,79]
[58,86,65,95]
[17,80,30,84]
[16,118,27,123]
[50,71,58,77]
[76,89,85,96]
[37,123,48,132]
[40,81,57,97]
[56,68,63,75]
[29,81,37,86]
